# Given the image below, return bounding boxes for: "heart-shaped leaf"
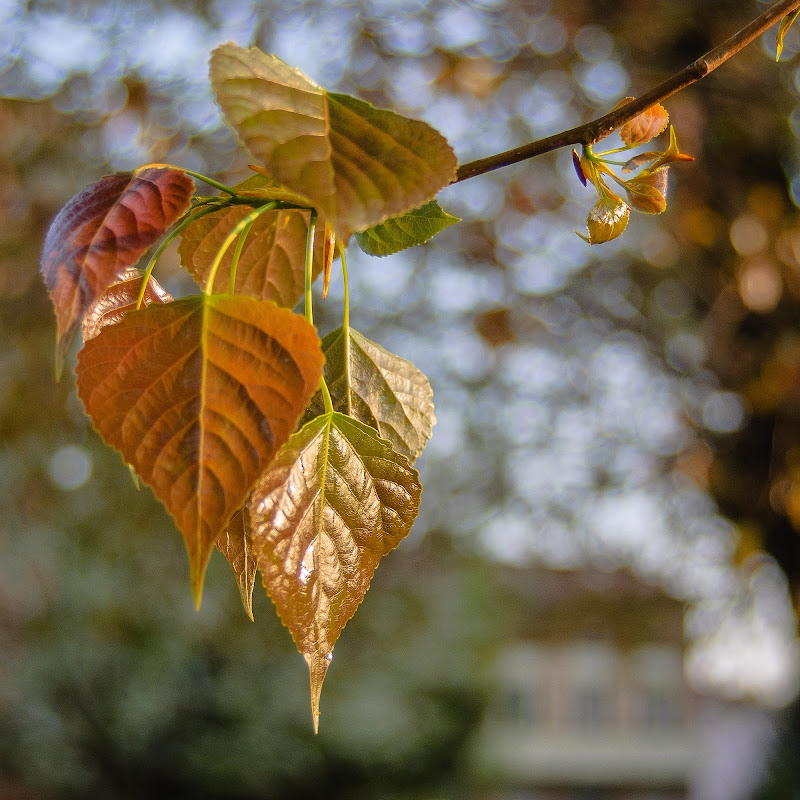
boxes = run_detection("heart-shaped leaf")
[76,294,324,604]
[41,166,194,373]
[178,176,324,307]
[303,327,435,462]
[82,267,173,341]
[249,412,422,732]
[209,44,458,241]
[217,509,258,621]
[355,200,460,257]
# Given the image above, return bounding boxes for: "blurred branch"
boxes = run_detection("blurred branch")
[455,0,800,183]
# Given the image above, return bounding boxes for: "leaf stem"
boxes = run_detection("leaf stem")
[229,216,257,294]
[454,0,800,182]
[205,203,276,296]
[135,205,221,310]
[304,211,334,415]
[304,210,318,326]
[339,243,352,417]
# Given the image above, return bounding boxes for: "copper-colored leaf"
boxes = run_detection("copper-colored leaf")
[250,412,422,732]
[210,44,457,241]
[622,167,669,214]
[82,267,173,341]
[76,294,324,604]
[40,166,194,373]
[178,178,323,308]
[618,103,669,148]
[217,509,258,621]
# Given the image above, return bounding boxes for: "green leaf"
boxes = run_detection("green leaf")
[355,200,460,257]
[217,509,258,621]
[303,326,435,462]
[777,9,799,60]
[249,412,422,732]
[209,43,458,241]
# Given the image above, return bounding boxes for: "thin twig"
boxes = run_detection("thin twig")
[455,0,800,183]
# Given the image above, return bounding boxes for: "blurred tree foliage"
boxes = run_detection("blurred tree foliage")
[2,0,800,796]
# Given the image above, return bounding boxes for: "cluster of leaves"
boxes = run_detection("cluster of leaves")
[573,102,693,244]
[39,43,696,729]
[39,43,462,730]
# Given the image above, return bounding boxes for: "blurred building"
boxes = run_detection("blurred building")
[470,569,723,800]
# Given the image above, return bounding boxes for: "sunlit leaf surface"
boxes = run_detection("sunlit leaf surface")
[82,267,173,341]
[76,294,324,604]
[179,175,323,307]
[250,412,422,731]
[40,166,193,372]
[210,43,457,240]
[618,103,669,148]
[580,196,630,244]
[355,200,460,257]
[303,326,435,462]
[217,509,258,621]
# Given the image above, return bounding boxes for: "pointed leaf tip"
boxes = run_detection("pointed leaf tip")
[217,509,258,621]
[305,651,332,734]
[76,295,324,603]
[250,413,422,725]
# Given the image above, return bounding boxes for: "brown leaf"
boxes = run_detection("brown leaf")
[210,44,457,241]
[40,166,194,374]
[178,178,323,308]
[217,508,258,621]
[76,294,324,604]
[618,103,669,148]
[249,412,422,732]
[82,267,173,341]
[623,167,669,214]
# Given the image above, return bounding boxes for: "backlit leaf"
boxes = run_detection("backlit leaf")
[777,9,799,60]
[355,200,460,257]
[303,326,435,462]
[76,294,324,604]
[577,196,630,244]
[618,103,669,148]
[210,43,458,241]
[178,176,323,308]
[82,267,173,341]
[249,412,422,732]
[41,166,194,373]
[217,509,258,621]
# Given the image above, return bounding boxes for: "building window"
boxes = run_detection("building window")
[575,685,609,727]
[494,684,539,726]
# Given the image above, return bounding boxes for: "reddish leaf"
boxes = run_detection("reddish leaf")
[622,167,669,214]
[41,166,194,373]
[217,508,258,621]
[322,223,336,299]
[618,103,669,148]
[178,177,324,307]
[76,294,324,604]
[82,267,173,341]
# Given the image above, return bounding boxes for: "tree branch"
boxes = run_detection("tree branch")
[455,0,800,183]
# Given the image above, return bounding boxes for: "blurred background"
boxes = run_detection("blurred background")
[2,0,800,797]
